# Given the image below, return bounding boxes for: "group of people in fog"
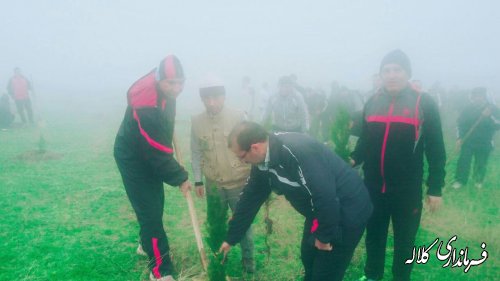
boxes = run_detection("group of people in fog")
[112,49,497,281]
[0,68,35,130]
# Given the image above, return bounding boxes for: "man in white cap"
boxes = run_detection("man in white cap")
[190,75,255,273]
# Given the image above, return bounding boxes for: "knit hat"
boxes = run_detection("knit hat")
[199,74,225,96]
[380,49,412,77]
[155,55,184,81]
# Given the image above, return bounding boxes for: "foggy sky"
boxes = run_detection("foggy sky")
[1,0,499,114]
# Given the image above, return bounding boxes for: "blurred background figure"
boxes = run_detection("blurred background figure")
[452,87,500,189]
[290,73,306,97]
[305,87,328,141]
[7,67,34,126]
[410,79,423,92]
[257,82,272,121]
[362,74,382,104]
[322,81,342,141]
[241,76,256,120]
[261,76,309,133]
[0,93,15,130]
[428,81,445,108]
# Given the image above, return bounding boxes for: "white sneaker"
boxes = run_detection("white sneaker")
[149,272,175,281]
[136,244,147,257]
[452,182,462,189]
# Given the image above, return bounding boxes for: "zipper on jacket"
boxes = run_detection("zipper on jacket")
[380,97,395,193]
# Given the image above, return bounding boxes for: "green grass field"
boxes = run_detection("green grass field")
[0,103,498,281]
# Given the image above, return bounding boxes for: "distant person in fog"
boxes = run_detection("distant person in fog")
[7,67,34,126]
[452,87,499,189]
[262,76,309,133]
[241,76,256,120]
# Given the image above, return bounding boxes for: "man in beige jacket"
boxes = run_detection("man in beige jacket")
[190,75,255,273]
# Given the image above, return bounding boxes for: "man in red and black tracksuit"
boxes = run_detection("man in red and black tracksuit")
[351,50,446,281]
[114,55,191,281]
[219,121,373,281]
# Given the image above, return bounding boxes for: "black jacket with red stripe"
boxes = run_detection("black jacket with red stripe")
[226,133,372,246]
[114,71,188,186]
[351,86,446,196]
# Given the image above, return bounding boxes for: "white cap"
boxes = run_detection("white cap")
[198,73,225,89]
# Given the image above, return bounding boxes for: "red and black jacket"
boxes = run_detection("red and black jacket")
[351,86,446,196]
[114,71,187,186]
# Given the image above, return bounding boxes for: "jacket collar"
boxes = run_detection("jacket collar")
[381,84,414,99]
[267,134,284,169]
[257,141,270,171]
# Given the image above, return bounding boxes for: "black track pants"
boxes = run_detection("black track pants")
[364,189,422,281]
[115,158,174,278]
[455,144,492,185]
[301,219,365,281]
[14,99,33,124]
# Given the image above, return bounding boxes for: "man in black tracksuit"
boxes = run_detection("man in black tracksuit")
[219,121,373,281]
[114,55,191,281]
[351,50,446,281]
